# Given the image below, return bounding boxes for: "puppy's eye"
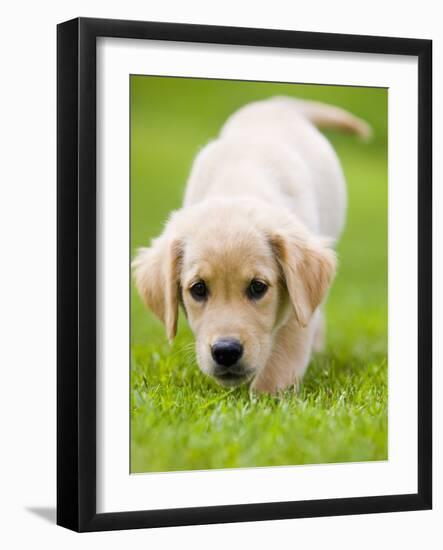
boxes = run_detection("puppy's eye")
[247,279,268,300]
[190,280,208,301]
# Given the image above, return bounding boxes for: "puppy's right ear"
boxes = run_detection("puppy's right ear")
[132,237,182,341]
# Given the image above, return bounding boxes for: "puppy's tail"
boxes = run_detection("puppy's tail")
[286,98,372,141]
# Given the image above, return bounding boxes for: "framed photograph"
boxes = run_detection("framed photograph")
[57,17,432,532]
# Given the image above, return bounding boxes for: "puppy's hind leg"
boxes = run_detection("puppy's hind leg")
[312,309,325,353]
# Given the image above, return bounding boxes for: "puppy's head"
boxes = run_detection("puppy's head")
[133,200,336,387]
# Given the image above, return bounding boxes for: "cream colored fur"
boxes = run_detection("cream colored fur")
[133,97,370,393]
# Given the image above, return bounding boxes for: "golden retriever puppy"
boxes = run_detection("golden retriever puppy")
[133,97,370,393]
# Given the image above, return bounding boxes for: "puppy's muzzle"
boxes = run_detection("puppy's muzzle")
[211,338,243,367]
[211,339,253,384]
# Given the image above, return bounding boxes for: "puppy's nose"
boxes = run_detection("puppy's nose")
[211,339,243,367]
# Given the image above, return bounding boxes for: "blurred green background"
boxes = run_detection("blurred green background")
[131,76,388,473]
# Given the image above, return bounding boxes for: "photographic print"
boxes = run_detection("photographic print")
[130,77,388,473]
[57,18,431,531]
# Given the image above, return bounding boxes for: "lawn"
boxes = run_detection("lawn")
[130,77,388,473]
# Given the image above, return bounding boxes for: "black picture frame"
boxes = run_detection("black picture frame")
[57,17,432,532]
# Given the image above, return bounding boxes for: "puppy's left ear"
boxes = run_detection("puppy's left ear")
[132,237,182,341]
[271,232,336,328]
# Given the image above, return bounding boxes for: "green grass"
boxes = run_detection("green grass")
[130,77,388,472]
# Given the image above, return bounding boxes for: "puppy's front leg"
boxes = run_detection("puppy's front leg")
[251,312,319,394]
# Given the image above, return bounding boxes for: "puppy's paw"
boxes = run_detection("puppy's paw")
[249,377,274,395]
[250,374,300,395]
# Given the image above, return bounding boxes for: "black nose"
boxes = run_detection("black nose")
[211,339,243,367]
